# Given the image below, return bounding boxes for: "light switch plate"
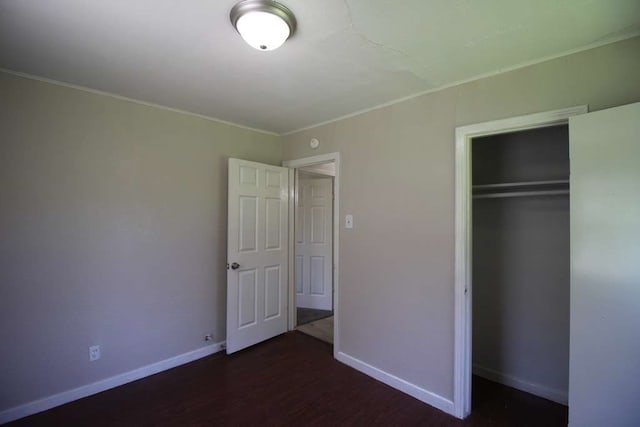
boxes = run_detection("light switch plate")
[345,214,353,229]
[89,345,100,362]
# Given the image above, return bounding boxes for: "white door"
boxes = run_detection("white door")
[226,159,288,354]
[295,175,333,311]
[568,102,640,427]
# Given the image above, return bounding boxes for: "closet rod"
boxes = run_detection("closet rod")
[472,179,569,190]
[473,189,569,199]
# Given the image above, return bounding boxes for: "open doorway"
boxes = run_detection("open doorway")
[283,153,340,349]
[294,165,334,343]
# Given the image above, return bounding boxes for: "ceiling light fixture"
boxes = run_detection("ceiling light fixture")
[230,0,297,51]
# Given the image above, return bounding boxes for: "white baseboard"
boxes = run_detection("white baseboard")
[336,351,454,416]
[0,341,226,424]
[472,364,568,405]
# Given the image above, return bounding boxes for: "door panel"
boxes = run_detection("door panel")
[264,265,281,319]
[569,102,640,427]
[265,198,281,249]
[238,269,257,328]
[295,176,333,311]
[310,256,325,295]
[295,256,303,293]
[311,206,326,243]
[239,196,258,252]
[227,159,288,354]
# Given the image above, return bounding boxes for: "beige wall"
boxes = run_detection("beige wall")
[0,71,281,411]
[282,36,640,401]
[2,36,639,417]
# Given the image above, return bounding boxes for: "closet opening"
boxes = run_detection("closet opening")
[452,106,587,421]
[470,125,569,422]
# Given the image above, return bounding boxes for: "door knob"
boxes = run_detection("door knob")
[231,262,240,270]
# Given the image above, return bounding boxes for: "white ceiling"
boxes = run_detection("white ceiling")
[1,0,638,134]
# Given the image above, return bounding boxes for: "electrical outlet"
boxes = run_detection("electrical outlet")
[89,345,101,362]
[204,334,212,342]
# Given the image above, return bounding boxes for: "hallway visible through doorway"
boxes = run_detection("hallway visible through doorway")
[297,315,333,344]
[296,307,333,343]
[297,308,332,325]
[292,160,336,345]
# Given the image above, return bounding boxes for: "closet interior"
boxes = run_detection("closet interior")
[471,124,570,407]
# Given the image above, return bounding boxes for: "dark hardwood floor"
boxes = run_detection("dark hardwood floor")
[9,332,567,426]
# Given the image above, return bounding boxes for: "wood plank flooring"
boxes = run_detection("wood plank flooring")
[9,332,567,426]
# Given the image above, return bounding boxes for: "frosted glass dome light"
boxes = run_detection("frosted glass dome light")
[230,1,296,51]
[236,11,289,51]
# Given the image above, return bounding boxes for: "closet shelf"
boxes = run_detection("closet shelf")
[473,179,569,199]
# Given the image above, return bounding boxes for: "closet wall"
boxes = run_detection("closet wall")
[472,125,570,403]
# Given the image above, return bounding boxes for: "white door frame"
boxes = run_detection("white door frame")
[452,106,587,419]
[283,152,340,356]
